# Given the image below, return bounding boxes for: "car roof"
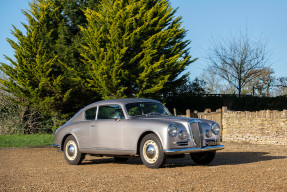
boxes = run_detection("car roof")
[85,98,161,108]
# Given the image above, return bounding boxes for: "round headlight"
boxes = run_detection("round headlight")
[168,125,178,137]
[211,123,220,135]
[178,130,188,140]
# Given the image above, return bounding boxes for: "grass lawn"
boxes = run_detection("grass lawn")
[0,134,54,148]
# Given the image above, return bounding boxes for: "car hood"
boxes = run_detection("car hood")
[131,115,213,125]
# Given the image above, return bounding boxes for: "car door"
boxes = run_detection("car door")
[90,104,125,152]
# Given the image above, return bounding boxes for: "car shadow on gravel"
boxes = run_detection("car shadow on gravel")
[82,156,194,167]
[80,152,287,168]
[212,152,287,166]
[82,157,143,166]
[165,152,287,168]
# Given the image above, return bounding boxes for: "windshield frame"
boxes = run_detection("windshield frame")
[125,102,173,117]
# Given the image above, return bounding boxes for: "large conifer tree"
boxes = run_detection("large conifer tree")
[0,0,100,122]
[80,0,196,99]
[0,0,67,118]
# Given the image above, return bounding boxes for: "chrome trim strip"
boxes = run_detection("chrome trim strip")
[164,145,224,155]
[81,147,135,152]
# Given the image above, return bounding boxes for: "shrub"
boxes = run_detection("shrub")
[0,92,54,135]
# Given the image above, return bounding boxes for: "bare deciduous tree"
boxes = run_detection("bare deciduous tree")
[207,31,271,96]
[252,67,274,96]
[200,71,221,94]
[275,77,287,96]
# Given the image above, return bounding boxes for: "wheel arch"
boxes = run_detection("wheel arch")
[61,133,78,151]
[136,131,162,155]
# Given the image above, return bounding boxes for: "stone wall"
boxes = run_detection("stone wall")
[222,110,287,145]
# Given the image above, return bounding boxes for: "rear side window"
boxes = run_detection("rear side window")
[85,107,97,120]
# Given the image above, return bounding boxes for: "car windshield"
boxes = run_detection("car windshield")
[125,102,172,117]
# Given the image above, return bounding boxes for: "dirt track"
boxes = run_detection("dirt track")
[1,142,287,191]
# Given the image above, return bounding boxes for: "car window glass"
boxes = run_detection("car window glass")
[85,107,97,120]
[97,105,125,120]
[126,102,171,116]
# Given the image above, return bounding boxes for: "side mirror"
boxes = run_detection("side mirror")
[114,115,121,122]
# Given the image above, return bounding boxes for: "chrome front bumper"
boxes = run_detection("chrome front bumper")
[164,145,224,155]
[52,144,60,148]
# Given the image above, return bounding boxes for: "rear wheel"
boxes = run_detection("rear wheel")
[64,135,85,165]
[140,134,166,168]
[190,151,216,165]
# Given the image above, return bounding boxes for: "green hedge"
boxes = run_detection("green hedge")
[164,95,287,114]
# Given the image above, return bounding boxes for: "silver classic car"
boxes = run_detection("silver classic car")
[53,98,224,168]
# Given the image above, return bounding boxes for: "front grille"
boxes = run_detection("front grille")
[189,121,203,148]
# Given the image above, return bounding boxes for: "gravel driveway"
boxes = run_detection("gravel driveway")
[1,142,287,191]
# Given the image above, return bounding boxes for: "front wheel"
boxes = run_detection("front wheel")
[140,134,166,168]
[64,135,85,165]
[190,151,216,165]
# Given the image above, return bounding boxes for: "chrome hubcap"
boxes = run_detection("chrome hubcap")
[146,144,156,159]
[143,140,159,163]
[67,144,75,157]
[65,140,77,161]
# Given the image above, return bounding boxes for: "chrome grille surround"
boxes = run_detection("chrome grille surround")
[188,120,204,148]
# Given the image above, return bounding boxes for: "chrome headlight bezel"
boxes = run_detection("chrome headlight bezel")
[168,124,178,137]
[178,130,188,140]
[211,123,220,135]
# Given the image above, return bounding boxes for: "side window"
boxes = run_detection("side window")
[85,107,97,120]
[97,105,125,120]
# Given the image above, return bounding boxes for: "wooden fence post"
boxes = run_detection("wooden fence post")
[205,108,211,113]
[193,110,198,118]
[221,106,227,141]
[186,109,191,118]
[222,106,227,113]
